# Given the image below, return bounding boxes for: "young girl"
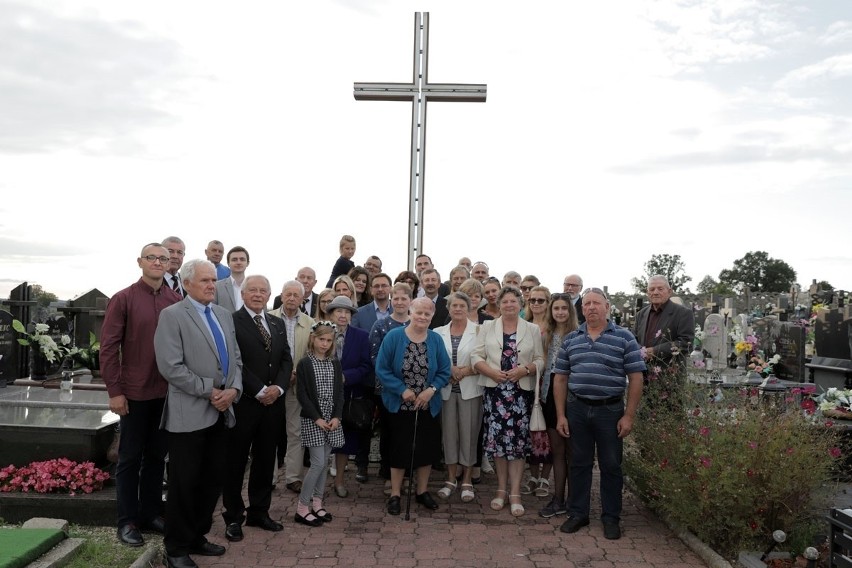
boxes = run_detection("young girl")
[295,321,345,527]
[326,234,356,287]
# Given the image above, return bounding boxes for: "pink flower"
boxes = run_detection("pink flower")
[825,420,835,427]
[699,456,712,468]
[747,469,755,478]
[747,441,757,449]
[699,427,710,437]
[655,329,662,338]
[830,447,842,458]
[785,447,795,455]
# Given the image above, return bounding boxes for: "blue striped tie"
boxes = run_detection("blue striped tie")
[204,306,229,378]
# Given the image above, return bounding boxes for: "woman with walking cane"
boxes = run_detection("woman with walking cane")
[375,297,451,516]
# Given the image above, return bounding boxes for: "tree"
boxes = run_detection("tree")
[718,251,796,293]
[696,275,734,296]
[631,253,692,294]
[30,284,59,308]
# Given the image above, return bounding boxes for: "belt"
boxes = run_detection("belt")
[573,395,623,407]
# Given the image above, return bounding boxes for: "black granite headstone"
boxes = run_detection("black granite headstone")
[815,310,851,360]
[0,310,15,386]
[769,322,806,381]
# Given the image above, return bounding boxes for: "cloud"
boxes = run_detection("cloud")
[818,20,852,46]
[0,236,86,258]
[0,1,188,154]
[776,53,852,88]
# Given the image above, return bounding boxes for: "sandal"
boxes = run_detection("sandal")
[437,480,457,500]
[535,478,550,497]
[521,477,538,495]
[509,494,525,517]
[460,484,475,502]
[490,489,507,511]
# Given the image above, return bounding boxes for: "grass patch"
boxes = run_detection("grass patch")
[66,525,160,568]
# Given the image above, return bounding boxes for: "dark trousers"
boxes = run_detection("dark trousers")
[222,398,285,524]
[116,398,167,528]
[164,415,226,556]
[566,396,625,524]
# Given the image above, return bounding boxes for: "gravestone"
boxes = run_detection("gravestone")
[702,314,727,365]
[693,307,708,330]
[736,314,749,337]
[61,289,108,349]
[0,310,15,387]
[769,322,806,381]
[815,309,850,360]
[0,283,35,379]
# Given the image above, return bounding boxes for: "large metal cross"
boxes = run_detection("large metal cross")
[354,12,486,270]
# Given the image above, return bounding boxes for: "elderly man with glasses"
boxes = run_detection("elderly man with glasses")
[562,275,585,324]
[552,287,645,541]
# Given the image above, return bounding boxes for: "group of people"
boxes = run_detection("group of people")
[99,234,695,568]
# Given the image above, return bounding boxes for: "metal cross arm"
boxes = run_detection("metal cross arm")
[353,83,487,102]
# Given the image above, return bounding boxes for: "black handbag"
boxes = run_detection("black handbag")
[342,396,375,433]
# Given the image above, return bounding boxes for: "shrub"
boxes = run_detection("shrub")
[625,371,843,557]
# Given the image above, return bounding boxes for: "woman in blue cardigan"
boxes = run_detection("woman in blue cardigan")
[376,297,451,516]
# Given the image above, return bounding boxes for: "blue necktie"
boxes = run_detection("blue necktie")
[204,306,229,378]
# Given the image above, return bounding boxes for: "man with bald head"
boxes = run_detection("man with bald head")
[222,275,292,542]
[633,275,694,367]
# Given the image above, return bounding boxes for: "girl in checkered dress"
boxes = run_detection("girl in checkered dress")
[295,321,345,527]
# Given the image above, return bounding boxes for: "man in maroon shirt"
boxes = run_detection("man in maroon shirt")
[101,243,181,547]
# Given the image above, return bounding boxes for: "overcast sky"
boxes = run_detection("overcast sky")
[1,0,850,302]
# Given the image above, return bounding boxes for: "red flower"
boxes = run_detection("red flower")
[830,447,842,458]
[800,399,816,414]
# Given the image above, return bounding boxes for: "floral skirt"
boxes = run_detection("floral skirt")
[482,383,532,461]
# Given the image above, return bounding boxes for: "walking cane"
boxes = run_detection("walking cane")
[404,408,420,521]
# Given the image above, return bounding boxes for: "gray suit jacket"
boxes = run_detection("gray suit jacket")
[214,278,238,313]
[154,297,243,432]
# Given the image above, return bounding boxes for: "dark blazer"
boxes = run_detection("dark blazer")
[351,301,390,333]
[296,356,344,421]
[232,308,292,399]
[326,257,355,288]
[574,298,585,324]
[339,325,373,398]
[633,300,695,365]
[429,296,450,330]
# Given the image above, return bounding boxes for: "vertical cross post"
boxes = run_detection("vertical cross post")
[354,12,486,270]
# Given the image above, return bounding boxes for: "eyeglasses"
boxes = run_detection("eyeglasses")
[520,286,534,292]
[551,293,572,301]
[564,283,582,288]
[142,255,170,263]
[528,298,547,305]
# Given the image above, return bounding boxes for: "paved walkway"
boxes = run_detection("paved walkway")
[193,463,707,568]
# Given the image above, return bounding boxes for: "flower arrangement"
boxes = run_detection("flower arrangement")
[735,333,759,357]
[71,331,100,370]
[816,388,852,420]
[0,458,110,495]
[693,324,704,350]
[12,319,72,364]
[748,353,781,377]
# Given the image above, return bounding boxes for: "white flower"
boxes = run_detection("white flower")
[34,323,50,333]
[60,335,71,346]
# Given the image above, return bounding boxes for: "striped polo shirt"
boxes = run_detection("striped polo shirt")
[553,320,646,400]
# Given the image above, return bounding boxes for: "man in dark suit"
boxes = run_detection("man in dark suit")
[420,268,449,329]
[563,274,585,324]
[274,266,319,314]
[154,259,243,568]
[633,275,694,367]
[222,275,292,542]
[162,236,187,297]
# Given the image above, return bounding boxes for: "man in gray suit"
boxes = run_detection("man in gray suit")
[155,259,243,568]
[214,246,249,313]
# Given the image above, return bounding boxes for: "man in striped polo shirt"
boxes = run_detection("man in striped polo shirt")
[552,288,646,540]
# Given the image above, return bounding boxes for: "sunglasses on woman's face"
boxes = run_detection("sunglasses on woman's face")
[528,298,547,305]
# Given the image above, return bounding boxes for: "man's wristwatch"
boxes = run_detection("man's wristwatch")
[429,385,437,392]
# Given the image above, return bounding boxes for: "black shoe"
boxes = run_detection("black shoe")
[355,466,368,483]
[603,522,621,540]
[246,515,284,532]
[285,480,302,493]
[471,476,482,485]
[415,491,438,510]
[117,524,144,547]
[141,516,166,534]
[163,553,198,568]
[559,516,590,534]
[294,512,322,527]
[189,541,226,556]
[225,522,243,542]
[312,508,333,523]
[387,496,401,515]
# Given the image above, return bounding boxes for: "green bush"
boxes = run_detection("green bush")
[625,374,843,557]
